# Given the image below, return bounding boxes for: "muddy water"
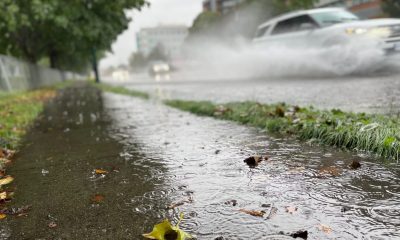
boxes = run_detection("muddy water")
[2,86,400,239]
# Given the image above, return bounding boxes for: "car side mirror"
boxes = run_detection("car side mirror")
[299,23,316,31]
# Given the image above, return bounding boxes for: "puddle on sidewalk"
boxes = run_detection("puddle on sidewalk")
[1,86,168,239]
[1,86,400,239]
[104,93,400,239]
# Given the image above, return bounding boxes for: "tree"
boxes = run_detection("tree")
[189,11,222,36]
[273,0,318,12]
[382,0,400,18]
[0,0,147,72]
[129,52,147,71]
[147,44,168,62]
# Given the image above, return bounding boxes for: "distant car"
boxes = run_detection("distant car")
[253,8,400,53]
[148,61,170,76]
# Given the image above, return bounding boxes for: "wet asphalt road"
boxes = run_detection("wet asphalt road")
[113,72,400,115]
[2,84,400,239]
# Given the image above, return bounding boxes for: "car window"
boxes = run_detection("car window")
[271,15,318,35]
[255,25,270,38]
[310,10,359,27]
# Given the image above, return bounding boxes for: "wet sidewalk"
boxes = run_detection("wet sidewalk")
[2,86,400,239]
[2,86,165,239]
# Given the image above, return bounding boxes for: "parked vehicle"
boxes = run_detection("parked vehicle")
[253,8,400,53]
[148,61,170,76]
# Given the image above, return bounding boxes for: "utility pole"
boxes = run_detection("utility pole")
[91,47,100,83]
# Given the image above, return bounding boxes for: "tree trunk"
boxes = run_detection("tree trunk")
[49,50,58,69]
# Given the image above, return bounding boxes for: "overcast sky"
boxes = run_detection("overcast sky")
[99,0,203,69]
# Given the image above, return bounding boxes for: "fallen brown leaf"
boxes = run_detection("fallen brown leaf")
[289,167,305,173]
[349,160,361,170]
[243,156,263,167]
[318,166,341,177]
[0,176,14,186]
[1,205,31,215]
[285,206,298,214]
[224,200,237,206]
[95,169,108,175]
[91,194,104,203]
[0,192,7,200]
[167,196,193,209]
[239,209,265,217]
[0,158,11,165]
[289,230,308,239]
[318,224,332,234]
[0,213,6,220]
[275,106,285,117]
[48,222,57,228]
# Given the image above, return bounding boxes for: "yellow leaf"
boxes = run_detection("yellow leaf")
[0,176,13,186]
[239,209,266,217]
[143,214,192,240]
[318,224,332,234]
[0,214,6,220]
[0,192,7,200]
[95,169,108,174]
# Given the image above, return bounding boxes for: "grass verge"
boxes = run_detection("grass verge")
[165,100,400,160]
[91,82,149,99]
[0,89,57,149]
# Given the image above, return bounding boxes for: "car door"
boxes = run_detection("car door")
[257,14,319,48]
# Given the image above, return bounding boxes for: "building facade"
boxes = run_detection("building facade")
[203,0,245,14]
[136,25,188,60]
[316,0,384,19]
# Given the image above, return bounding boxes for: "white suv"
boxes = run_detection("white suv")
[253,8,400,52]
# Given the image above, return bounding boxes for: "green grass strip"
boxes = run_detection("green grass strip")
[91,82,149,99]
[165,100,400,161]
[0,89,57,149]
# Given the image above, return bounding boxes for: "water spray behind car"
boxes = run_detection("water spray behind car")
[183,8,400,80]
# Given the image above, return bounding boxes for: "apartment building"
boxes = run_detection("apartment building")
[316,0,384,19]
[136,25,188,60]
[203,0,245,14]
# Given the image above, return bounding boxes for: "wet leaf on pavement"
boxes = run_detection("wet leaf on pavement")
[95,169,108,175]
[288,167,305,174]
[243,156,263,167]
[289,230,308,239]
[91,194,105,203]
[167,197,193,209]
[318,166,341,177]
[239,209,266,217]
[48,222,57,228]
[1,205,31,215]
[349,160,361,170]
[224,200,237,206]
[0,191,7,200]
[143,213,192,240]
[318,224,332,234]
[0,176,14,186]
[285,206,298,214]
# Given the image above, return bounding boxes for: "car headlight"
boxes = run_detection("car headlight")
[368,27,391,38]
[153,66,160,72]
[345,27,368,35]
[345,27,392,38]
